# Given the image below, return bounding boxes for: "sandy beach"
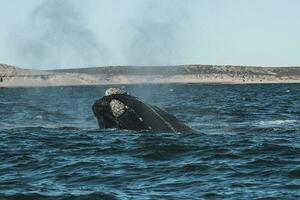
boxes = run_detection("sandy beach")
[1,64,300,87]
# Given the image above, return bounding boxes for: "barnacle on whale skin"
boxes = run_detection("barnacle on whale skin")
[110,99,126,118]
[105,88,127,96]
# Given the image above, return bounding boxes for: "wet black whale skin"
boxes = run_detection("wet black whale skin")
[93,94,195,133]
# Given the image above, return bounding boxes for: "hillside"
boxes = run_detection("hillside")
[1,64,300,87]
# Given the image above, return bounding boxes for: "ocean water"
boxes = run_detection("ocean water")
[0,84,299,199]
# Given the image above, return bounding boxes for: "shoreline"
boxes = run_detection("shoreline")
[1,80,300,89]
[1,64,300,88]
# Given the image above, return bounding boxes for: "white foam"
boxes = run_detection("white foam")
[257,120,297,126]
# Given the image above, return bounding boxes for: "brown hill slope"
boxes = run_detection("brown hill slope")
[1,64,300,87]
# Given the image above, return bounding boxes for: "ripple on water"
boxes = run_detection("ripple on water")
[0,84,300,199]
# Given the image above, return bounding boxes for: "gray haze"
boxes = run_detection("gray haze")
[1,0,300,69]
[7,0,190,69]
[14,0,108,69]
[127,1,189,66]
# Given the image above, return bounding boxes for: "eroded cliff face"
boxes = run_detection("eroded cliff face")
[1,64,300,87]
[0,64,20,77]
[0,64,50,77]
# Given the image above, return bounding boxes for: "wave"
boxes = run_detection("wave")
[257,120,298,126]
[2,192,118,200]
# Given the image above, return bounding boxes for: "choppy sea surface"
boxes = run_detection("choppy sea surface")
[0,84,299,199]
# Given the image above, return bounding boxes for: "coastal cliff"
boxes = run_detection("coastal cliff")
[1,64,300,87]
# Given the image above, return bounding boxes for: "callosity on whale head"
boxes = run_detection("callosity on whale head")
[92,88,196,133]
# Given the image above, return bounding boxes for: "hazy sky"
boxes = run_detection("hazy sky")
[0,0,299,69]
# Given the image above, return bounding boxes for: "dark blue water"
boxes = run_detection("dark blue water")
[0,84,299,199]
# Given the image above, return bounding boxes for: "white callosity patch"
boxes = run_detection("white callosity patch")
[105,88,127,96]
[110,99,126,118]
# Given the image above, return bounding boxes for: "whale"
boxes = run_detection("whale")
[92,88,195,133]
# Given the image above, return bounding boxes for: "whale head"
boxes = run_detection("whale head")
[93,88,196,133]
[92,88,128,129]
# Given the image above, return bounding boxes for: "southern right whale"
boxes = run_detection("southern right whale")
[92,88,195,133]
